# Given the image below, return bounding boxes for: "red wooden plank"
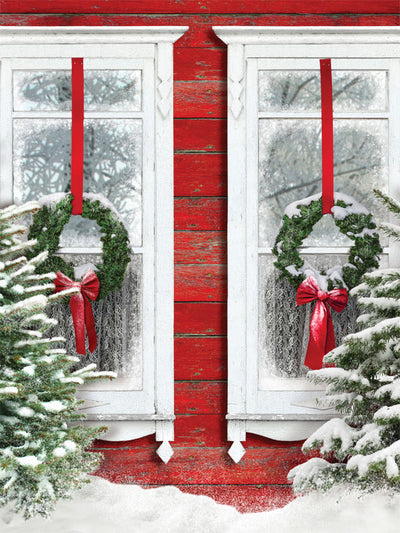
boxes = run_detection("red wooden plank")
[174,153,227,197]
[175,119,226,153]
[175,48,226,81]
[176,484,295,512]
[175,232,226,265]
[93,446,305,485]
[2,1,399,15]
[175,303,227,335]
[175,81,226,118]
[175,336,226,380]
[174,198,226,231]
[2,16,399,48]
[175,264,227,302]
[175,381,226,415]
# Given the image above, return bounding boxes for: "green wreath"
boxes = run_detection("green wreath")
[26,193,131,300]
[272,192,382,291]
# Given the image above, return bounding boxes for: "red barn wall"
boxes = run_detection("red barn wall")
[1,0,399,513]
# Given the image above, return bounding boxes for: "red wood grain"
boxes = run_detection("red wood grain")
[94,446,305,485]
[175,119,226,152]
[175,48,226,81]
[175,81,226,118]
[175,264,227,301]
[175,232,226,264]
[175,381,226,415]
[174,153,227,197]
[2,1,399,14]
[174,198,226,231]
[175,303,227,335]
[175,337,226,380]
[176,484,295,512]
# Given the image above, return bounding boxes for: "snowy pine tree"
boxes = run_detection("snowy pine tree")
[0,202,113,518]
[289,190,400,493]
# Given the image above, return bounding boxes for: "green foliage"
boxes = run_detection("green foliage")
[273,194,382,290]
[288,191,400,494]
[27,194,130,300]
[0,202,109,519]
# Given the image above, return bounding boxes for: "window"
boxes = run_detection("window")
[214,27,400,462]
[0,26,187,462]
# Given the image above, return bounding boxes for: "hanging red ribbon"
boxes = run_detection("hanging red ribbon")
[71,58,84,215]
[54,270,99,356]
[320,58,334,215]
[297,276,348,370]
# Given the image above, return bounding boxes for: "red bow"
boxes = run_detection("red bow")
[297,276,348,370]
[54,270,99,355]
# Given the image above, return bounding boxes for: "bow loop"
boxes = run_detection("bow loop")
[297,275,348,370]
[54,270,99,355]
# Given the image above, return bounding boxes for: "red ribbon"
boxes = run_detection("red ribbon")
[320,58,334,215]
[297,276,348,370]
[54,270,99,355]
[71,58,84,215]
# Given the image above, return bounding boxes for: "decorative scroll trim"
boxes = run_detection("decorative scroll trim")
[228,43,244,119]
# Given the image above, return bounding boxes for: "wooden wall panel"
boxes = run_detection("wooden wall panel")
[2,4,397,513]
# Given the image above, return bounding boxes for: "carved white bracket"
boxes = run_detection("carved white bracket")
[156,441,174,464]
[157,42,173,118]
[228,43,244,119]
[228,441,246,463]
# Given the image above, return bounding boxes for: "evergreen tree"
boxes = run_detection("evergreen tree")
[289,190,400,493]
[0,202,112,518]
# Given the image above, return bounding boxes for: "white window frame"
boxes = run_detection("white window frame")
[0,27,187,463]
[214,26,400,462]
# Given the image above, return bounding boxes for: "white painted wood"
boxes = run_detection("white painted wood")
[156,441,174,464]
[226,43,247,417]
[2,26,187,446]
[228,441,246,463]
[217,25,396,450]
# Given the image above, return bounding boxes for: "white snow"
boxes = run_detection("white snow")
[37,193,124,223]
[41,400,65,413]
[302,418,358,454]
[16,407,34,418]
[284,192,370,220]
[2,476,400,533]
[15,456,41,468]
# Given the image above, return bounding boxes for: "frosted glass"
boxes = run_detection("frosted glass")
[258,70,387,112]
[48,254,142,391]
[13,70,141,112]
[13,118,142,246]
[258,119,388,248]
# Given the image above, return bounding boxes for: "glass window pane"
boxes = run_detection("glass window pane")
[258,70,388,112]
[258,118,388,247]
[48,254,142,391]
[13,118,142,246]
[13,70,142,112]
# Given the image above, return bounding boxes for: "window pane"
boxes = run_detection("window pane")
[258,70,388,112]
[258,253,389,390]
[48,254,142,391]
[258,119,388,247]
[13,70,142,112]
[13,118,142,246]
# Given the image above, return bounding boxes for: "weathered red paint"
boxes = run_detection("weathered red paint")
[175,232,227,264]
[1,1,399,15]
[2,2,396,513]
[174,153,227,197]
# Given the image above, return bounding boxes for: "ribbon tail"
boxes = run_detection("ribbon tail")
[70,293,86,356]
[304,301,328,370]
[84,295,97,353]
[324,308,336,367]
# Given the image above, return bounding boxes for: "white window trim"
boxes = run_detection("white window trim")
[0,26,187,463]
[214,26,400,463]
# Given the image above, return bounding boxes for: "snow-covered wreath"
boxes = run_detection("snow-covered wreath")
[272,192,382,291]
[26,193,130,300]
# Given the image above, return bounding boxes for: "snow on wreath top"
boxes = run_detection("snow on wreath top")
[272,192,382,292]
[26,193,130,301]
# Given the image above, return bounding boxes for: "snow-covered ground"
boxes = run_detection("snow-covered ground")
[1,476,400,533]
